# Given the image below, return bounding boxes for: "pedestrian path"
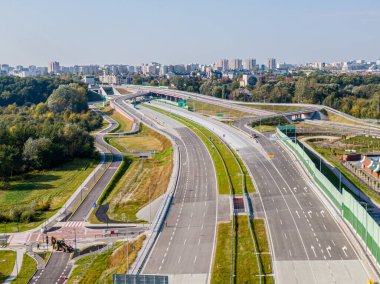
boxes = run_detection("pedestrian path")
[8,232,29,246]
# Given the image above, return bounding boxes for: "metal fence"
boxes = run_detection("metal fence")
[277,128,380,265]
[113,275,169,284]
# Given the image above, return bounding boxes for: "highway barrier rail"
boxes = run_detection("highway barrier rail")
[277,128,380,265]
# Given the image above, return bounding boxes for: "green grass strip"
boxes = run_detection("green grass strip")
[11,254,37,284]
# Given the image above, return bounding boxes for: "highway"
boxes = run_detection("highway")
[149,101,378,283]
[123,104,218,283]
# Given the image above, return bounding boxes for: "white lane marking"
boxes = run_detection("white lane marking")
[332,240,336,246]
[279,219,283,225]
[323,224,327,231]
[342,246,348,257]
[289,249,292,257]
[284,233,287,239]
[178,256,181,263]
[194,256,197,263]
[326,246,332,258]
[311,245,317,257]
[295,210,300,218]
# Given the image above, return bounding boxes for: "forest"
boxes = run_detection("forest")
[0,79,103,186]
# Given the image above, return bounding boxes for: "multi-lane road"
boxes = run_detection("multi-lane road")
[111,98,218,283]
[147,101,378,283]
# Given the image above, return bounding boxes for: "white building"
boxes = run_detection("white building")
[229,58,243,70]
[243,58,256,70]
[48,61,60,74]
[266,58,276,70]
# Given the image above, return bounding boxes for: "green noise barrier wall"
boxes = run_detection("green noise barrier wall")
[277,128,380,265]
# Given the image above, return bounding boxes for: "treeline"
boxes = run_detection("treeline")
[0,83,103,185]
[0,76,87,106]
[133,73,380,119]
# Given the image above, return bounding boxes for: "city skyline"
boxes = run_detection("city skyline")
[0,0,379,66]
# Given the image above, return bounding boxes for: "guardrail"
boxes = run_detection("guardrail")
[111,99,181,275]
[277,128,380,266]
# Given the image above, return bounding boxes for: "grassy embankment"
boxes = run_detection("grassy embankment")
[251,116,290,133]
[0,158,98,233]
[115,88,131,94]
[187,99,250,119]
[144,105,273,283]
[305,137,380,204]
[239,103,309,113]
[0,250,16,282]
[68,235,145,284]
[11,254,37,284]
[90,106,173,223]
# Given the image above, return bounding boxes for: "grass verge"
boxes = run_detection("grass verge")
[239,103,308,113]
[188,99,250,118]
[90,124,173,223]
[68,235,146,284]
[212,217,273,284]
[11,254,37,284]
[0,250,16,282]
[0,158,98,233]
[102,106,133,133]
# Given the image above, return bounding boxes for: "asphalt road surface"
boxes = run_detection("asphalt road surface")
[137,105,217,283]
[151,102,377,284]
[69,111,123,221]
[29,252,71,284]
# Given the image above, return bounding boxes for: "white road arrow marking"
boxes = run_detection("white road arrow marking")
[311,245,317,257]
[320,210,325,218]
[308,210,312,218]
[295,211,300,218]
[326,246,332,258]
[342,246,348,257]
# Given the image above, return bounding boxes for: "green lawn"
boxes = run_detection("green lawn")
[68,236,145,284]
[212,217,272,284]
[0,158,98,233]
[211,222,232,284]
[238,103,309,113]
[102,106,133,133]
[91,123,173,224]
[188,99,250,118]
[254,125,277,133]
[11,254,37,284]
[0,250,16,282]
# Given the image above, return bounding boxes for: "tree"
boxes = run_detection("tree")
[23,137,55,169]
[248,76,258,87]
[47,85,88,113]
[0,145,19,183]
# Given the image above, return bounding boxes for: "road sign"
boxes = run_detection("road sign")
[216,113,223,117]
[93,202,97,208]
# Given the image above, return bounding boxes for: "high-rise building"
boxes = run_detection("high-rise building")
[218,59,229,71]
[230,58,243,70]
[243,58,256,70]
[266,58,276,70]
[48,61,60,74]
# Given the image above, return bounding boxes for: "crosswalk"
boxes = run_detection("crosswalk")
[63,221,85,228]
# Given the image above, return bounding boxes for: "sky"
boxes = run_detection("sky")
[0,0,379,66]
